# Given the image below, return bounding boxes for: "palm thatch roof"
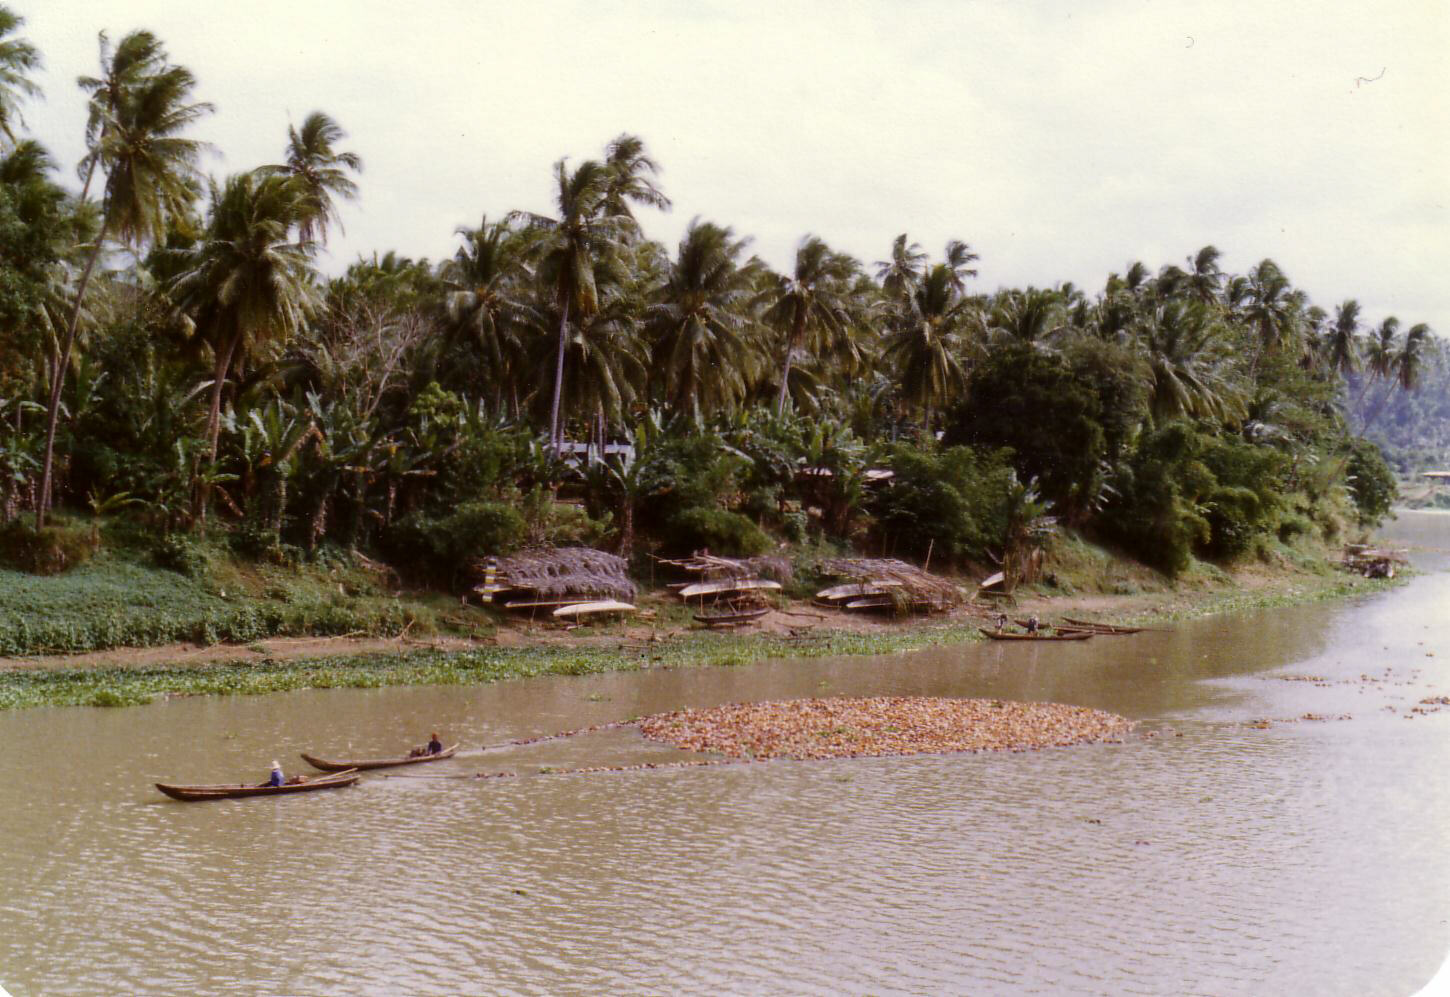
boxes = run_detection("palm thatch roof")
[476,547,637,602]
[821,557,965,612]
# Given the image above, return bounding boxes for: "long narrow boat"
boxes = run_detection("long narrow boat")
[155,769,360,802]
[678,579,783,599]
[694,606,771,627]
[301,745,459,772]
[553,600,636,619]
[978,628,1093,642]
[1060,617,1159,634]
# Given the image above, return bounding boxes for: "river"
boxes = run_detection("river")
[2,511,1448,995]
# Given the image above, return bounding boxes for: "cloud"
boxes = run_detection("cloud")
[22,0,1450,331]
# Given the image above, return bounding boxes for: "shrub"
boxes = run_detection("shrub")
[382,501,527,584]
[151,534,212,578]
[865,443,1016,564]
[1345,438,1397,526]
[663,507,773,556]
[0,521,97,575]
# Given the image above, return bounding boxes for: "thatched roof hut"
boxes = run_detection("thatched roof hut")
[821,557,966,612]
[477,547,637,602]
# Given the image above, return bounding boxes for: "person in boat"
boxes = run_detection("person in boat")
[266,761,284,787]
[427,732,444,755]
[1025,615,1040,634]
[994,612,1009,632]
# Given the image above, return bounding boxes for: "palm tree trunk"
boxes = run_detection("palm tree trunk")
[1363,378,1400,432]
[196,331,242,529]
[36,217,110,529]
[549,298,570,454]
[775,313,806,416]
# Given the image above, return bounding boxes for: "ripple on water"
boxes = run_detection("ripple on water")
[2,558,1450,994]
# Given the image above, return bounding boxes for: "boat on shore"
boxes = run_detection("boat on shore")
[1060,617,1158,634]
[694,606,771,627]
[979,628,1093,642]
[553,600,636,619]
[155,769,360,802]
[678,578,783,600]
[301,745,458,772]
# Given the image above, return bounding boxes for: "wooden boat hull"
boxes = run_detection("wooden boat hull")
[301,745,458,772]
[1060,617,1152,634]
[553,600,636,618]
[156,770,359,801]
[694,607,770,626]
[979,628,1093,641]
[678,579,782,599]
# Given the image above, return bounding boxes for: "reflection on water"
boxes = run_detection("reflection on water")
[1,511,1448,995]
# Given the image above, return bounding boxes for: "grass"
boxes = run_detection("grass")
[0,529,460,656]
[0,568,1408,711]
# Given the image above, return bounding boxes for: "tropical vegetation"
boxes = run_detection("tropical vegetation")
[0,10,1439,606]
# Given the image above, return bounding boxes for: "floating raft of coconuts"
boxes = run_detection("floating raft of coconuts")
[639,697,1132,759]
[816,558,966,614]
[448,698,1133,782]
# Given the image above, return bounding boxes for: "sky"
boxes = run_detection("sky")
[18,0,1450,333]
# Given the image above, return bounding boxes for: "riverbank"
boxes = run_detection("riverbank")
[0,556,1403,710]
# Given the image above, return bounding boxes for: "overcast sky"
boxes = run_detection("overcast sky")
[21,1,1450,333]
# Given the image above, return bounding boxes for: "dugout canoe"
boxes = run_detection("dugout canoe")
[155,769,360,802]
[978,628,1093,642]
[694,606,771,627]
[553,600,636,619]
[1060,617,1158,634]
[301,744,459,772]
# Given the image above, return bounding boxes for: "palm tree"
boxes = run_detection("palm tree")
[760,235,859,414]
[516,158,619,451]
[518,150,662,451]
[1242,259,1297,366]
[1324,299,1361,377]
[601,133,670,226]
[1398,323,1431,390]
[0,5,40,147]
[986,287,1066,348]
[884,262,975,431]
[875,233,926,300]
[263,111,362,245]
[1183,245,1223,306]
[942,240,980,295]
[441,214,540,415]
[173,171,318,524]
[647,219,760,419]
[36,44,213,526]
[75,30,166,201]
[1138,300,1243,424]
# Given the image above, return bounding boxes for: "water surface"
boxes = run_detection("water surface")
[1,511,1448,995]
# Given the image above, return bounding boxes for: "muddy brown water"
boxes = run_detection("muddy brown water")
[2,512,1449,995]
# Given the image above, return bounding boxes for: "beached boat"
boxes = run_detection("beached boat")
[815,581,902,601]
[1060,617,1156,634]
[553,600,637,619]
[678,579,783,599]
[978,628,1093,641]
[301,745,458,772]
[978,571,1005,590]
[694,606,771,627]
[155,769,360,802]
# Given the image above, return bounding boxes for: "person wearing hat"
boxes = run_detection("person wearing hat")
[266,760,285,787]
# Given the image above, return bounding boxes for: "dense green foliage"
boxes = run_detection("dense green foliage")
[0,7,1436,599]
